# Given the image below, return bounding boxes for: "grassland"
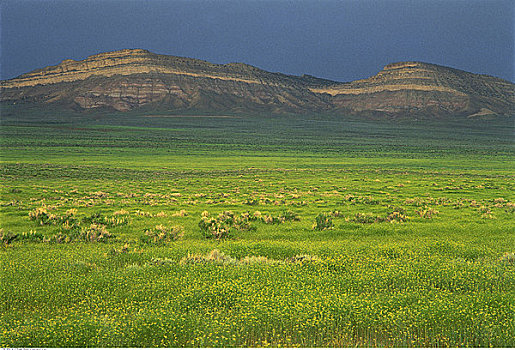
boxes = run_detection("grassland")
[0,106,514,347]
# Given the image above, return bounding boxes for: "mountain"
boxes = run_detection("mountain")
[313,62,514,118]
[1,49,513,118]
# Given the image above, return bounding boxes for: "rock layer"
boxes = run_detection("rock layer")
[1,49,513,117]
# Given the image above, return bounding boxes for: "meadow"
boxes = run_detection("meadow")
[0,106,514,347]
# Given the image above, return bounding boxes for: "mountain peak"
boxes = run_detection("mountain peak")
[79,48,152,61]
[383,61,424,70]
[58,49,151,67]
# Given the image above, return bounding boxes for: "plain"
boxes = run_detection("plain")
[0,107,513,347]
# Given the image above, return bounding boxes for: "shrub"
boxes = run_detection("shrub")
[243,198,259,205]
[285,254,319,263]
[258,210,300,225]
[240,255,278,265]
[90,191,109,198]
[48,223,113,243]
[149,257,174,266]
[383,211,409,223]
[352,212,378,224]
[387,206,408,215]
[233,212,256,231]
[199,213,233,240]
[79,224,113,242]
[18,230,44,242]
[47,233,70,244]
[357,196,380,205]
[199,211,256,239]
[500,252,515,265]
[29,207,79,227]
[218,211,236,224]
[312,213,333,230]
[178,251,319,266]
[261,214,284,224]
[83,212,129,227]
[351,211,409,224]
[28,207,57,225]
[180,249,237,265]
[140,225,184,245]
[134,210,153,217]
[328,210,345,217]
[493,198,507,204]
[108,243,130,255]
[0,229,18,245]
[477,206,495,219]
[82,212,103,224]
[280,210,301,222]
[113,209,130,216]
[416,207,439,219]
[59,210,81,230]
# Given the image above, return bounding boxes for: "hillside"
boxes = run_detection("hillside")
[1,49,513,117]
[313,61,514,118]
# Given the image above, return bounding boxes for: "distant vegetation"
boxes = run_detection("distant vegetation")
[0,110,513,347]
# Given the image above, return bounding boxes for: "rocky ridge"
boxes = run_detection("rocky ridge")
[1,49,513,117]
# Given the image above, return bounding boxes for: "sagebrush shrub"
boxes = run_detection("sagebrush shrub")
[80,224,113,242]
[416,207,439,219]
[29,207,80,226]
[500,252,515,265]
[28,207,57,225]
[352,212,378,224]
[141,225,184,244]
[199,213,233,240]
[243,198,259,206]
[199,211,256,239]
[18,230,44,242]
[240,255,278,265]
[280,210,301,222]
[172,210,188,217]
[384,211,409,223]
[0,229,19,245]
[149,257,174,266]
[286,254,319,263]
[351,211,409,224]
[478,206,495,219]
[83,212,129,227]
[108,243,130,255]
[312,213,333,230]
[180,250,317,265]
[180,249,237,265]
[113,209,130,216]
[258,210,301,225]
[329,210,345,217]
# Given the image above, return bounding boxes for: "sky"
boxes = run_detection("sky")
[1,0,513,82]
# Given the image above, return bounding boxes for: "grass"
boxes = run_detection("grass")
[0,106,514,347]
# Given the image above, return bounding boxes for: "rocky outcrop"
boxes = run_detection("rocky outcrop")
[0,49,334,113]
[1,49,513,118]
[312,61,514,117]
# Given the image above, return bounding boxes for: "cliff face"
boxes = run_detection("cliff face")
[1,49,513,117]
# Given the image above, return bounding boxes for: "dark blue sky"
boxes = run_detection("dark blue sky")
[1,0,513,82]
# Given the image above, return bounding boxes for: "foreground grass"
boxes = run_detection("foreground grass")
[0,110,514,347]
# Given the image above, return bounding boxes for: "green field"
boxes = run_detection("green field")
[1,107,514,347]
